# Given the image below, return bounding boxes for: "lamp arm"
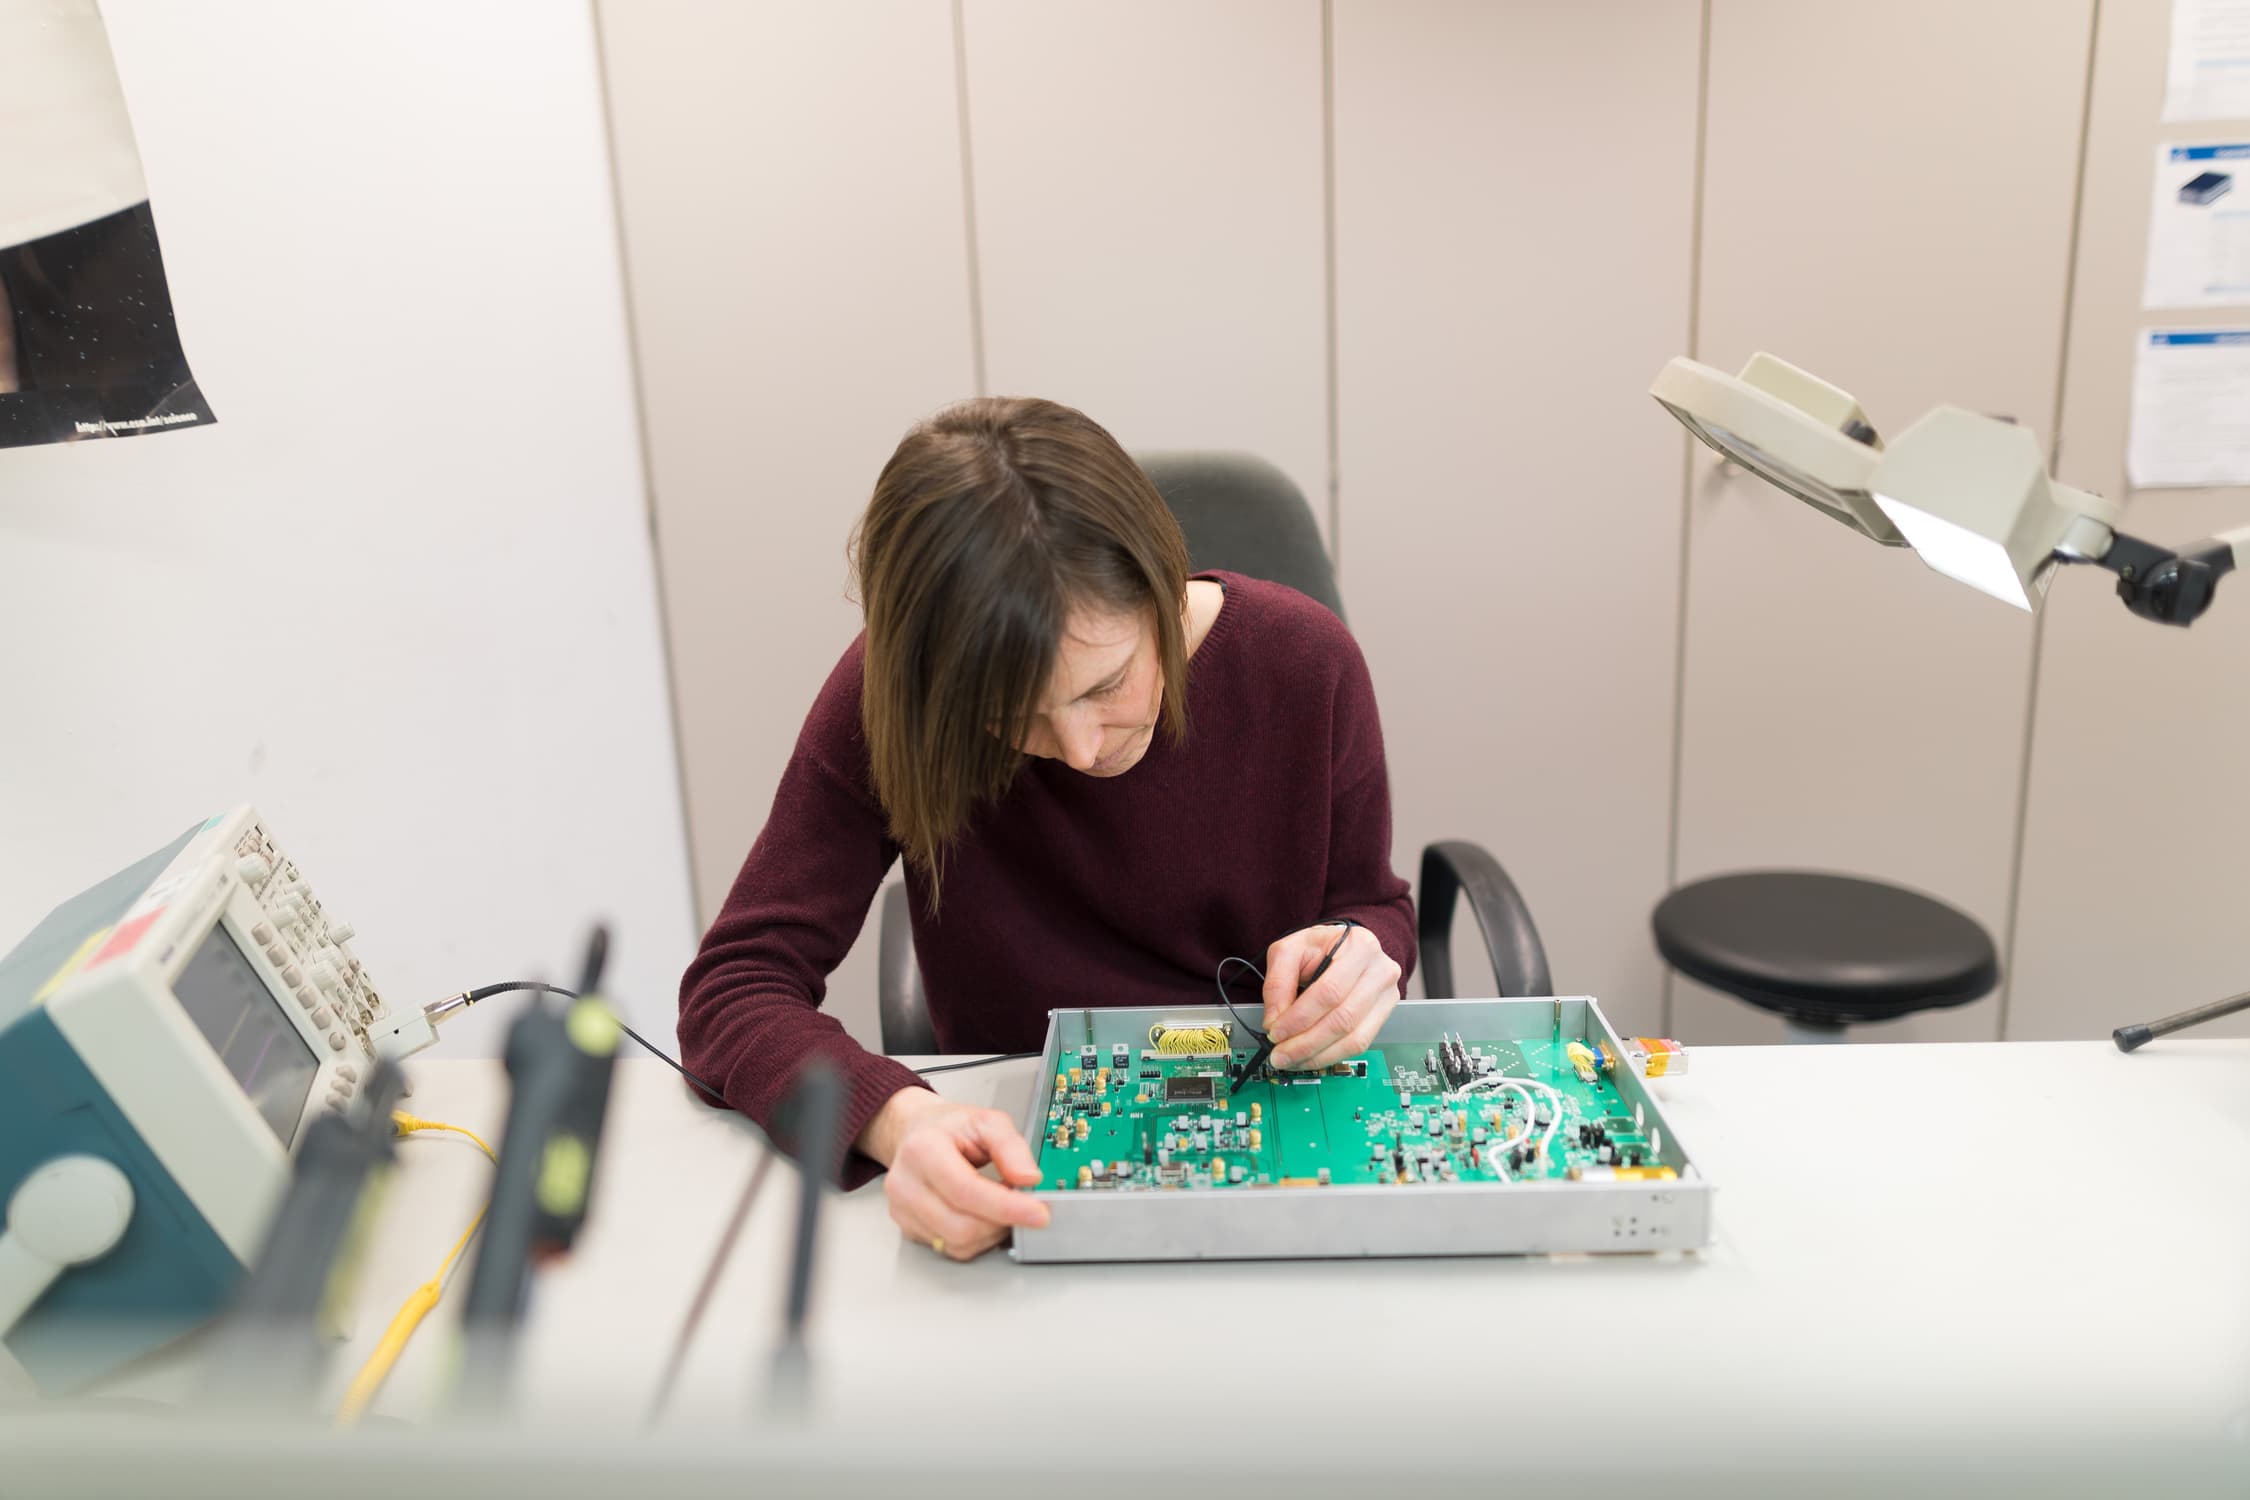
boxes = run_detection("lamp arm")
[2065,523,2239,627]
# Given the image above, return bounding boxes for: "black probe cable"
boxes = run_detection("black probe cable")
[458,982,1036,1090]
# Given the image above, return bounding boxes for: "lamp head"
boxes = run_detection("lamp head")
[1868,406,2118,612]
[1653,353,2124,616]
[1650,353,1902,545]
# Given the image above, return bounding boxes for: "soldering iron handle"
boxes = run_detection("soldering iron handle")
[2113,988,2250,1052]
[781,1060,844,1339]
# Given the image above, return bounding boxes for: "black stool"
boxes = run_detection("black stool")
[1652,872,1999,1043]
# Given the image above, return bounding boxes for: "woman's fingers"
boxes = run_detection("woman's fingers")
[884,1101,1055,1260]
[962,1110,1051,1197]
[1268,932,1373,1059]
[886,1169,982,1256]
[1259,928,1325,1031]
[1288,968,1400,1071]
[1262,924,1363,1040]
[1271,960,1375,1068]
[912,1131,1051,1230]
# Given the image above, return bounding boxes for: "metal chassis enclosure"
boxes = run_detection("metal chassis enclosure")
[1011,997,1712,1263]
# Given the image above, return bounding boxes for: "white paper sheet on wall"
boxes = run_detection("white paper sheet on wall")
[2144,143,2250,308]
[2128,329,2250,488]
[2166,0,2250,122]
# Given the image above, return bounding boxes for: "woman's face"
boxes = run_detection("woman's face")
[1015,601,1161,777]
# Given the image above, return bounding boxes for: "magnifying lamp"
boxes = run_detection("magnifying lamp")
[1652,353,2250,626]
[1655,352,2248,1049]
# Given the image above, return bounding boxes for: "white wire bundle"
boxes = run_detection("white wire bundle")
[1449,1070,1566,1170]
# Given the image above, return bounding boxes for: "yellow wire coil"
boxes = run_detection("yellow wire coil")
[1148,1022,1230,1055]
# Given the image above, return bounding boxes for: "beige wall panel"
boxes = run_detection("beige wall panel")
[963,0,1330,535]
[1333,1,1702,1035]
[600,1,978,1045]
[1673,0,2094,1047]
[2010,1,2250,1041]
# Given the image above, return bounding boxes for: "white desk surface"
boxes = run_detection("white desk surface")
[14,1038,2250,1495]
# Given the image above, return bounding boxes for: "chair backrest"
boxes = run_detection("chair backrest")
[1137,452,1345,624]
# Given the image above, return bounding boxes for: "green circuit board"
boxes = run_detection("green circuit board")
[1035,1032,1677,1191]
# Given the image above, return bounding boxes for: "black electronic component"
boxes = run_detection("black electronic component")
[1166,1075,1216,1103]
[1630,1148,1644,1167]
[1442,1036,1471,1090]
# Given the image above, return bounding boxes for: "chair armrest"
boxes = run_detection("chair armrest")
[1417,840,1552,999]
[878,881,937,1055]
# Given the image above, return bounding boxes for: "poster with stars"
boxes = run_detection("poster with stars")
[0,0,214,448]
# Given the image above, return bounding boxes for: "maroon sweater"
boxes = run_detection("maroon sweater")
[677,572,1416,1187]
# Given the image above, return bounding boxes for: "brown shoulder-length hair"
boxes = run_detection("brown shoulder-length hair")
[852,397,1191,896]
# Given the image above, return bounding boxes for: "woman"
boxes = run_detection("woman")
[678,397,1415,1260]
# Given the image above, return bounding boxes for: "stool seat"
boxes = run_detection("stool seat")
[1652,871,1998,1028]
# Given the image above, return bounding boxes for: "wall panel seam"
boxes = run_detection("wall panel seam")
[951,0,989,399]
[588,0,706,922]
[1661,0,1714,1035]
[1997,0,2104,1039]
[1320,0,1342,567]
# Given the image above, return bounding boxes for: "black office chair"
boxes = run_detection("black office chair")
[877,451,1550,1054]
[1651,870,1999,1043]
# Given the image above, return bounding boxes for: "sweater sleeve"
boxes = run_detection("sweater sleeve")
[676,650,930,1190]
[1320,637,1418,994]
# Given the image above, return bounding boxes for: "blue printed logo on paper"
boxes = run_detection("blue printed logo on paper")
[2170,144,2250,162]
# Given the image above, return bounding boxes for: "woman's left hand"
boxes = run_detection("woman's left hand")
[1259,923,1403,1072]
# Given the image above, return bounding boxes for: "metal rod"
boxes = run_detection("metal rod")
[2114,988,2250,1052]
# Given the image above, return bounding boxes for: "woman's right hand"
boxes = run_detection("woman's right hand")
[859,1087,1051,1260]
